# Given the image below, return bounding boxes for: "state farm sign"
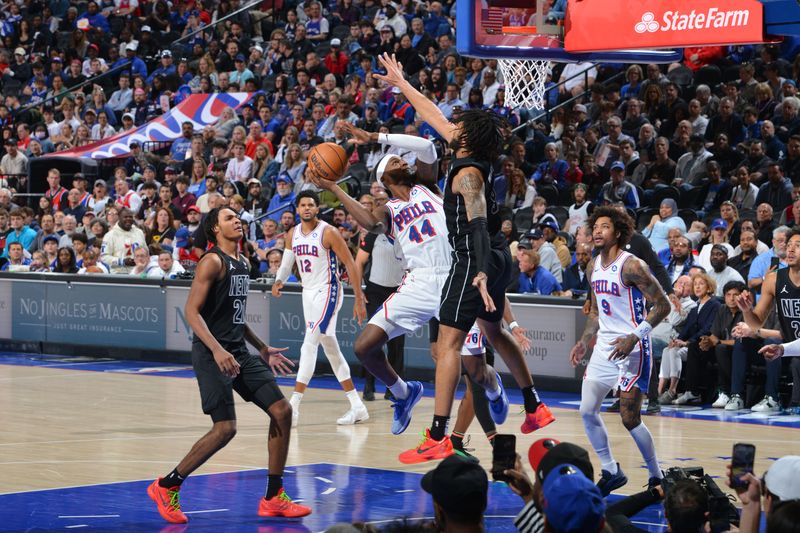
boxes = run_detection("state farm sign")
[565,0,764,52]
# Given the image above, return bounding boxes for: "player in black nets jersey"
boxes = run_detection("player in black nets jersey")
[376,53,555,460]
[740,225,800,413]
[147,207,311,524]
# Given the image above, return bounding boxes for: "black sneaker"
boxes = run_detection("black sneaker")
[646,401,660,415]
[606,399,621,413]
[384,390,395,401]
[597,463,628,496]
[363,390,375,401]
[452,436,477,461]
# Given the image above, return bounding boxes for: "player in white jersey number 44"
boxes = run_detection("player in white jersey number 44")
[569,206,671,497]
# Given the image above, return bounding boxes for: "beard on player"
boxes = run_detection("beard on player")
[382,165,421,189]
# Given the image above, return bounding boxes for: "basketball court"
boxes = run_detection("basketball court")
[3,351,800,531]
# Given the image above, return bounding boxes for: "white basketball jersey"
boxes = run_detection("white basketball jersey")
[291,220,339,290]
[385,185,452,270]
[590,251,647,344]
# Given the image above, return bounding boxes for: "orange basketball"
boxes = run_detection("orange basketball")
[307,142,348,181]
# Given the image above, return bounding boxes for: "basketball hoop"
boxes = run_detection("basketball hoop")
[497,58,551,110]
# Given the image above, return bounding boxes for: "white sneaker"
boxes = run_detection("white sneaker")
[337,405,369,425]
[712,392,730,408]
[751,396,780,413]
[672,391,701,405]
[724,394,745,411]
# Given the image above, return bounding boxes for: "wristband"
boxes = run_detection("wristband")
[509,321,519,331]
[469,216,491,275]
[632,320,653,339]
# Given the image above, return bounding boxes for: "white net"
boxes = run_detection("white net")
[497,58,552,111]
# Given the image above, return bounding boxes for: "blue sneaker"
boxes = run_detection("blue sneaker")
[597,463,628,496]
[487,371,509,425]
[391,381,423,435]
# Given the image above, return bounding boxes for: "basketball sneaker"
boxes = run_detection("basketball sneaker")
[597,464,628,497]
[398,428,454,464]
[391,381,424,435]
[147,479,188,524]
[520,404,555,434]
[258,488,312,518]
[337,405,369,425]
[452,435,477,461]
[487,370,509,425]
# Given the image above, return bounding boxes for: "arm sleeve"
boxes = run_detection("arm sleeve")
[781,338,800,357]
[359,232,377,254]
[378,133,438,165]
[275,248,296,284]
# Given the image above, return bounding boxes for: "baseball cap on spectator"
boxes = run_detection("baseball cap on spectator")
[517,238,532,250]
[129,141,140,149]
[535,441,594,482]
[50,57,62,64]
[542,464,606,533]
[235,53,246,62]
[88,43,99,53]
[764,456,800,501]
[175,227,191,249]
[145,164,156,171]
[712,243,730,256]
[134,88,146,96]
[610,161,625,172]
[689,133,705,144]
[528,438,560,472]
[248,178,261,186]
[574,104,588,113]
[94,179,107,188]
[125,42,138,52]
[73,173,86,182]
[784,79,797,88]
[187,205,201,214]
[250,44,263,54]
[331,38,341,47]
[123,112,135,121]
[539,217,559,232]
[366,102,378,111]
[43,235,59,245]
[421,455,488,520]
[276,173,293,184]
[5,138,16,146]
[526,228,544,240]
[161,50,172,58]
[391,87,402,94]
[165,166,178,174]
[710,218,728,230]
[84,108,97,116]
[14,47,25,56]
[141,25,152,32]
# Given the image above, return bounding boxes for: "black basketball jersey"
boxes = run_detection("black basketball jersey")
[443,156,502,252]
[775,268,800,341]
[193,247,251,348]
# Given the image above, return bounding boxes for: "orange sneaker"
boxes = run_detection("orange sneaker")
[520,404,556,434]
[147,479,188,524]
[258,488,312,518]
[398,428,455,464]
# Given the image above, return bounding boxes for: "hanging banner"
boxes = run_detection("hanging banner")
[565,0,764,52]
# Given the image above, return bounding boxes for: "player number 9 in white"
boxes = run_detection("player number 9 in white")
[600,299,612,316]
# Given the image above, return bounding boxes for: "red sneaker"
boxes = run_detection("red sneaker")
[258,488,312,518]
[147,479,188,524]
[520,404,556,434]
[398,428,454,464]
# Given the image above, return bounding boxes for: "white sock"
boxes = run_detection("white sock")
[629,423,662,479]
[290,391,303,408]
[345,389,362,409]
[388,378,409,400]
[580,380,616,474]
[485,375,502,401]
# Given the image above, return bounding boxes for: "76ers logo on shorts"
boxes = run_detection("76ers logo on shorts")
[307,321,315,330]
[619,375,632,389]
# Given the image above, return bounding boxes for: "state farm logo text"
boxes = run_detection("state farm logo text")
[635,8,751,33]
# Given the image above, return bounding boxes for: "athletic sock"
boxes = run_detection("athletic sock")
[522,386,541,412]
[486,431,497,446]
[469,377,496,435]
[265,474,283,499]
[345,389,362,408]
[629,423,663,479]
[388,378,409,400]
[451,431,465,449]
[159,468,185,488]
[430,415,449,441]
[290,391,303,406]
[485,379,502,401]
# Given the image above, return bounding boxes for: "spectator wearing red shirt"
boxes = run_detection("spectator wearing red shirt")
[172,176,197,223]
[324,38,348,78]
[683,46,725,72]
[245,121,275,159]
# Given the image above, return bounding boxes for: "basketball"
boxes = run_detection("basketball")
[307,143,348,181]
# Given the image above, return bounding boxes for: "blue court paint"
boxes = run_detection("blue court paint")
[3,351,800,429]
[0,463,668,532]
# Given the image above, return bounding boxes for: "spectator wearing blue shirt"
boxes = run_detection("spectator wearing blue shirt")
[532,143,569,191]
[748,225,790,298]
[267,174,296,223]
[3,209,37,257]
[76,1,110,34]
[146,50,177,86]
[599,161,640,209]
[437,83,465,119]
[514,249,563,296]
[1,242,31,270]
[114,43,148,80]
[169,122,195,165]
[383,88,415,126]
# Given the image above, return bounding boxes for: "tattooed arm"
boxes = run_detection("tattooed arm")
[454,167,495,312]
[570,257,598,367]
[610,256,671,360]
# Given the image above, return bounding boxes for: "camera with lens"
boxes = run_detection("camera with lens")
[662,466,739,533]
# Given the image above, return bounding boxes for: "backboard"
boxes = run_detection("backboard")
[457,0,683,63]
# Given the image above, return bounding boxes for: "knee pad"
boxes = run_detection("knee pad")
[296,341,318,385]
[320,336,351,382]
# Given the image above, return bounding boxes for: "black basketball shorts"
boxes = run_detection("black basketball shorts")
[192,341,284,422]
[438,246,511,333]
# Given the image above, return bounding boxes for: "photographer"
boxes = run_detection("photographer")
[727,456,800,533]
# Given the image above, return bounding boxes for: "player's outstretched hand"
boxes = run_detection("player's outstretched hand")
[375,53,406,88]
[569,341,587,367]
[472,272,496,313]
[353,294,367,325]
[511,325,530,352]
[342,122,373,145]
[261,346,295,376]
[610,333,638,360]
[271,280,284,298]
[736,291,754,313]
[213,348,240,378]
[759,343,785,361]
